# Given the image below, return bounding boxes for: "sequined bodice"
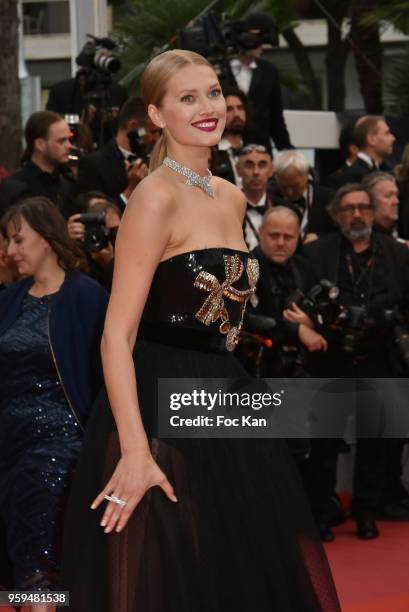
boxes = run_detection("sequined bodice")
[142,248,259,351]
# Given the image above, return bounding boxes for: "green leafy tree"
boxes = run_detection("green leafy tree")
[114,0,321,107]
[362,0,409,113]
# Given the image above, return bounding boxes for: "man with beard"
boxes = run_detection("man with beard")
[213,88,249,186]
[302,184,409,540]
[0,111,77,218]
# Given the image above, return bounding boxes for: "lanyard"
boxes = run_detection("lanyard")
[345,249,374,306]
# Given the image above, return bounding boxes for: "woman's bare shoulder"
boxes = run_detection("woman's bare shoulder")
[213,176,246,211]
[126,168,178,216]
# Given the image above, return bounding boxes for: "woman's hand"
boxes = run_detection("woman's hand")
[298,324,328,352]
[283,303,314,329]
[91,447,177,533]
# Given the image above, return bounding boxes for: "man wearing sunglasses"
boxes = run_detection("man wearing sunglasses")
[236,143,274,250]
[299,183,409,541]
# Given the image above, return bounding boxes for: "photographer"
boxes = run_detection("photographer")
[67,191,121,292]
[77,97,149,210]
[47,35,127,146]
[242,206,327,378]
[302,184,409,541]
[222,12,292,150]
[0,111,78,219]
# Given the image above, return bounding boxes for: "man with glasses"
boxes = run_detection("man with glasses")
[236,143,274,250]
[299,183,409,541]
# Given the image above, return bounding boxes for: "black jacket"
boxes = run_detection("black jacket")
[222,58,291,150]
[0,271,108,428]
[303,232,409,376]
[269,180,336,236]
[0,161,78,219]
[338,157,392,187]
[46,77,127,116]
[303,232,409,301]
[77,138,127,209]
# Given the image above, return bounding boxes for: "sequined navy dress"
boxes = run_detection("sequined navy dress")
[60,248,340,611]
[0,292,82,590]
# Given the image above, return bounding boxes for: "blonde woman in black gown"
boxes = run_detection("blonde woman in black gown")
[60,50,341,611]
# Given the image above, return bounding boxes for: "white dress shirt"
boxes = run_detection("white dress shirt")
[230,58,257,96]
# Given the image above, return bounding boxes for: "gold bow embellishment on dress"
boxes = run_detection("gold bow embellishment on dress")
[194,254,259,351]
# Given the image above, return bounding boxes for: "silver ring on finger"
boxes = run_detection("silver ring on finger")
[104,494,127,507]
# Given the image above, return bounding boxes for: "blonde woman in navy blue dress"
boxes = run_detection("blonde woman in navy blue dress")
[60,50,341,611]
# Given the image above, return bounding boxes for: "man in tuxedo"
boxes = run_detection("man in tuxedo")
[76,96,149,211]
[213,87,248,186]
[270,150,335,241]
[236,143,274,250]
[0,111,77,219]
[340,115,395,185]
[222,12,292,150]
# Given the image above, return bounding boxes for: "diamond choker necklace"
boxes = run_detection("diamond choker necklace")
[163,156,215,198]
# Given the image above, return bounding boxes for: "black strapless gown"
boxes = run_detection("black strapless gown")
[60,249,340,612]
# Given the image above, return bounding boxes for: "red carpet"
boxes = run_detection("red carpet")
[325,519,409,611]
[2,521,409,611]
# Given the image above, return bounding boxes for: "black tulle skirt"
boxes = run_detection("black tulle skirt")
[59,339,340,611]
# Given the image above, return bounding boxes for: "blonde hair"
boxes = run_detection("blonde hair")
[141,50,214,172]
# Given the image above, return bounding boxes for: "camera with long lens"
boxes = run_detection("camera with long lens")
[286,280,340,326]
[78,212,117,253]
[76,35,121,76]
[383,306,409,372]
[178,11,278,80]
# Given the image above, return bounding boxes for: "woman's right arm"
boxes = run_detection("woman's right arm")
[91,177,178,533]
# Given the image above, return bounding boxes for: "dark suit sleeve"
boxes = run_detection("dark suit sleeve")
[267,66,292,150]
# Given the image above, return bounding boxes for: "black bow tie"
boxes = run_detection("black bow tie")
[247,202,268,216]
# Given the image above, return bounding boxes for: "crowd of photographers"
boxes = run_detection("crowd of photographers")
[1,12,409,550]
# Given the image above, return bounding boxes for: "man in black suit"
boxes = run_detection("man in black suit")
[339,115,395,186]
[0,111,77,219]
[76,97,149,211]
[221,13,292,150]
[303,183,409,540]
[270,150,336,241]
[245,205,326,374]
[325,120,359,191]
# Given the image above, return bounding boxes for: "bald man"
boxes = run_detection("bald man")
[242,206,326,378]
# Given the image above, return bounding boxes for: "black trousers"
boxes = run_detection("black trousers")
[302,349,405,519]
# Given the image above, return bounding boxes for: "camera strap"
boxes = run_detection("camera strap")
[345,243,376,307]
